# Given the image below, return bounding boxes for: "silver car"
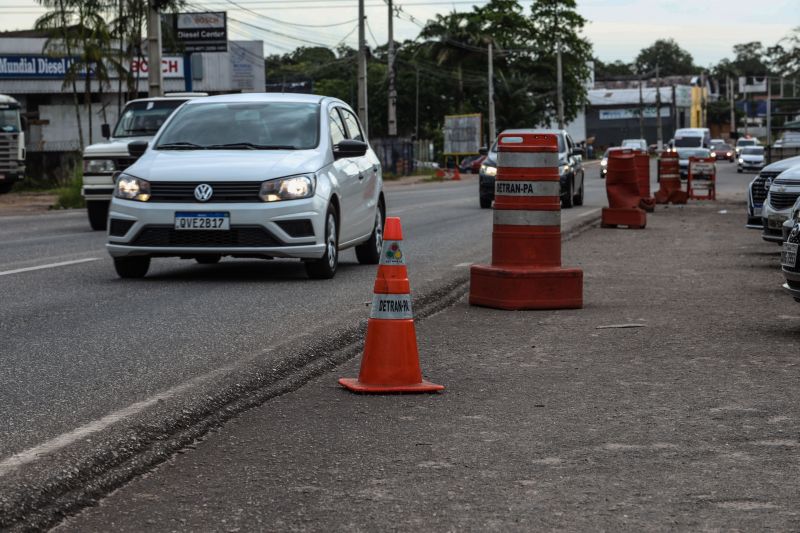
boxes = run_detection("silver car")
[762,166,800,244]
[107,93,385,279]
[737,146,765,173]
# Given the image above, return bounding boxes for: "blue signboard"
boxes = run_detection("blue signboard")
[0,56,93,79]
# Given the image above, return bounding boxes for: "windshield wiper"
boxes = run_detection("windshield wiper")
[156,142,206,150]
[205,143,297,150]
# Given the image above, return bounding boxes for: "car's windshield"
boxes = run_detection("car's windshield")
[712,143,731,151]
[677,148,709,158]
[0,108,20,132]
[742,147,764,155]
[674,136,702,148]
[738,139,756,147]
[113,100,186,138]
[156,102,320,150]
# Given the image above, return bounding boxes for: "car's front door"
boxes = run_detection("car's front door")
[328,106,362,244]
[339,107,378,239]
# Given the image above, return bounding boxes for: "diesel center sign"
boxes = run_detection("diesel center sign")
[162,12,227,53]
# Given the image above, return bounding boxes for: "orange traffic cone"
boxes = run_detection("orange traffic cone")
[339,217,444,393]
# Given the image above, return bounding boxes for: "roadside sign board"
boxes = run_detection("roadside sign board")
[162,12,227,53]
[444,113,482,155]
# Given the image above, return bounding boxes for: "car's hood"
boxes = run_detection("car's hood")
[83,137,151,157]
[125,149,327,181]
[763,154,800,172]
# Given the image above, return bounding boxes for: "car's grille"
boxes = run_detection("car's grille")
[275,219,315,238]
[752,172,779,204]
[130,225,284,247]
[114,157,138,171]
[769,191,800,210]
[0,136,18,172]
[148,182,262,203]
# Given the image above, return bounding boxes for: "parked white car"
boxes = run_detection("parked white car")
[762,166,800,244]
[106,93,385,279]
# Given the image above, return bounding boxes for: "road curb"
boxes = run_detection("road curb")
[0,209,601,531]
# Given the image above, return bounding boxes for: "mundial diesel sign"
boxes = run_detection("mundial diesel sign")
[163,12,227,53]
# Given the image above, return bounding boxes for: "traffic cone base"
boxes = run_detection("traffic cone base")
[470,264,583,310]
[601,207,646,229]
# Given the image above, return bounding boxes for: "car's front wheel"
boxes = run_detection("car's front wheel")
[574,175,584,206]
[305,207,339,279]
[479,194,492,209]
[355,200,385,265]
[114,256,150,279]
[561,178,574,208]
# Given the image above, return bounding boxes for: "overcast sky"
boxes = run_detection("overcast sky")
[0,0,797,67]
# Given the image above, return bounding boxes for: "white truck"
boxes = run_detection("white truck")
[81,93,205,230]
[0,94,26,194]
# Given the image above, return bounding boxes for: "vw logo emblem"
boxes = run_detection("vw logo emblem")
[194,183,213,202]
[764,178,773,191]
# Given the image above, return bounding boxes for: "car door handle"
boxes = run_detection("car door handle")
[372,165,378,172]
[358,173,365,181]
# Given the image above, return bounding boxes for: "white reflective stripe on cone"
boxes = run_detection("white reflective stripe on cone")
[493,209,561,226]
[497,151,559,168]
[370,293,414,320]
[495,180,561,197]
[379,240,406,266]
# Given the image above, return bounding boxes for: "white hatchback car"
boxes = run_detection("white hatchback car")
[106,93,385,279]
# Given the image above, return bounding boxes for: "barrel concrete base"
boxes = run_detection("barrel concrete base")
[469,264,583,310]
[601,207,647,229]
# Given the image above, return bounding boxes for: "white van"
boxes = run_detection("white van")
[673,128,710,149]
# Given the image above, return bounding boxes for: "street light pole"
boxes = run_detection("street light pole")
[556,40,564,129]
[656,64,663,151]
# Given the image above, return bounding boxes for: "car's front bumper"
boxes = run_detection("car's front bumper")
[106,195,328,259]
[739,162,765,171]
[762,205,793,242]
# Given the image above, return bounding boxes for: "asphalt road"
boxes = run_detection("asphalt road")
[1,169,606,461]
[0,160,756,528]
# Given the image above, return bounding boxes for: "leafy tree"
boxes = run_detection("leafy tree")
[731,41,769,75]
[770,27,800,76]
[635,38,697,76]
[594,58,634,79]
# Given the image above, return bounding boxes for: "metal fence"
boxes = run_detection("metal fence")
[370,137,435,176]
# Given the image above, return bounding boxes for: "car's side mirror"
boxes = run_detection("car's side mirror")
[479,147,488,156]
[571,147,584,156]
[101,123,111,139]
[333,139,368,159]
[128,140,148,157]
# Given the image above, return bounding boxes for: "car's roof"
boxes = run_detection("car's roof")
[182,92,331,106]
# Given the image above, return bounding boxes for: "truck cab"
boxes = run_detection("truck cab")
[81,93,205,230]
[0,95,26,194]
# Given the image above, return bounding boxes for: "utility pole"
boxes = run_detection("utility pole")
[387,0,397,136]
[357,0,369,138]
[655,64,663,151]
[415,65,419,140]
[729,76,736,139]
[700,71,707,128]
[767,74,772,146]
[638,74,644,139]
[488,42,496,144]
[146,2,163,97]
[556,40,564,129]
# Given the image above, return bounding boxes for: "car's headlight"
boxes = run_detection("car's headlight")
[710,152,716,157]
[114,173,150,201]
[726,152,732,157]
[260,174,315,202]
[559,164,570,175]
[600,158,608,167]
[738,158,744,163]
[480,164,497,177]
[83,158,115,174]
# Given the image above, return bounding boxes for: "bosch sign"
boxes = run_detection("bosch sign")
[162,11,227,53]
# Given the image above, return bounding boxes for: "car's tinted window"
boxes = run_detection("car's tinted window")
[340,108,364,142]
[156,102,320,149]
[329,108,347,145]
[742,147,764,155]
[738,139,756,147]
[114,100,185,138]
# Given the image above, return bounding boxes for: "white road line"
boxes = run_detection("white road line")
[0,257,99,277]
[454,262,472,268]
[0,366,231,477]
